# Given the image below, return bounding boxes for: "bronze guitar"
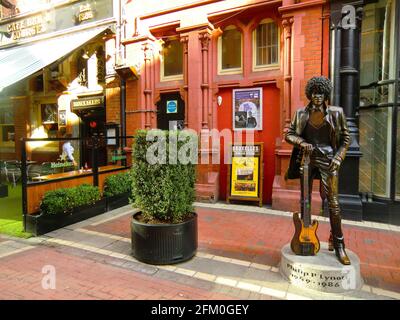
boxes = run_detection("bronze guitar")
[290,150,320,256]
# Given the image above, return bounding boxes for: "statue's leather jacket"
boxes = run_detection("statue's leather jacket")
[284,103,351,180]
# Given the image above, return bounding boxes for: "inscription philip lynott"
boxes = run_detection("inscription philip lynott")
[285,263,356,290]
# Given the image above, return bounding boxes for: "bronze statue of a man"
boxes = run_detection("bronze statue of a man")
[285,76,351,265]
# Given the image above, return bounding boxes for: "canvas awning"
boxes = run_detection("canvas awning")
[0,26,109,91]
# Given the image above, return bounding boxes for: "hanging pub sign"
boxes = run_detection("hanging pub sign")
[227,142,264,207]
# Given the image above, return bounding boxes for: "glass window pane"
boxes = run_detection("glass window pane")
[396,108,400,200]
[359,108,392,197]
[360,0,396,86]
[0,104,23,236]
[255,22,278,66]
[221,28,241,70]
[163,39,183,77]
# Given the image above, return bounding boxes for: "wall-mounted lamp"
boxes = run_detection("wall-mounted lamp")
[217,96,223,106]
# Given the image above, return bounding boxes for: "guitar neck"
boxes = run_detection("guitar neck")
[302,153,311,227]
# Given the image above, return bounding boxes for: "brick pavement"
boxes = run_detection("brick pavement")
[0,245,239,300]
[0,203,399,300]
[85,206,400,293]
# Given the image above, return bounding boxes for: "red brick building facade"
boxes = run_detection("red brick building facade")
[109,0,330,211]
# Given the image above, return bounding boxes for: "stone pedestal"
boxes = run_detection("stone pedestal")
[280,243,362,293]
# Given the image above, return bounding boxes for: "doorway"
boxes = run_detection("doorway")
[156,92,185,130]
[79,109,107,168]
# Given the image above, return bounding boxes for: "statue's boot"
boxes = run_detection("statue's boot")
[328,232,333,251]
[333,235,351,265]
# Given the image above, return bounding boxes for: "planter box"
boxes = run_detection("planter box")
[0,184,7,198]
[106,192,130,211]
[131,212,198,265]
[25,198,107,236]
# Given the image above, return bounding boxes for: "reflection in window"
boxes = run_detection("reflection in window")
[220,26,242,72]
[396,109,400,200]
[359,0,397,199]
[0,107,15,146]
[254,20,279,68]
[162,38,183,79]
[359,108,392,198]
[360,1,395,85]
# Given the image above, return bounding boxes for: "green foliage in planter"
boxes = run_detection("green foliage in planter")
[131,129,197,223]
[103,171,132,197]
[40,184,101,216]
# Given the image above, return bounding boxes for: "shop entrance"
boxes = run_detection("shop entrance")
[156,93,185,130]
[80,110,107,168]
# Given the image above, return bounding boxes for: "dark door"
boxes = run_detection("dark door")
[157,93,185,130]
[80,110,107,168]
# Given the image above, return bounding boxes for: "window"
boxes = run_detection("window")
[161,38,183,81]
[0,106,15,146]
[358,0,398,199]
[253,19,279,70]
[219,25,242,74]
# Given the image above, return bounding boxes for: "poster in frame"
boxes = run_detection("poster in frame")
[232,87,262,131]
[226,142,264,207]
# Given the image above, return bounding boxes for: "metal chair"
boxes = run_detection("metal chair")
[5,161,21,187]
[27,164,43,182]
[41,162,54,176]
[0,160,7,183]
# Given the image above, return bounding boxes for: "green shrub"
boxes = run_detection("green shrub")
[40,184,101,216]
[131,130,197,223]
[103,171,132,197]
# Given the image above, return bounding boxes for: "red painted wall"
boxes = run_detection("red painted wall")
[217,84,281,204]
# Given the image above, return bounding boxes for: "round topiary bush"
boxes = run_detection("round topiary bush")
[131,129,197,223]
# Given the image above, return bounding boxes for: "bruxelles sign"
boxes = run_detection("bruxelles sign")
[71,96,104,111]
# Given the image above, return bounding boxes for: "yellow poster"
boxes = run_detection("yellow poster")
[231,157,259,197]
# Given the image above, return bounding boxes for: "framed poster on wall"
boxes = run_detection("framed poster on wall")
[227,143,264,207]
[233,87,262,131]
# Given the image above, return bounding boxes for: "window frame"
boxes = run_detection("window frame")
[160,37,184,82]
[218,25,243,75]
[252,18,280,72]
[0,105,15,148]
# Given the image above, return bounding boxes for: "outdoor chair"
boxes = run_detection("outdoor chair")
[0,160,7,183]
[27,164,43,182]
[41,162,54,176]
[5,161,21,187]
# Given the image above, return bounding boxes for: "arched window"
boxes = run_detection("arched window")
[253,19,279,70]
[218,25,242,74]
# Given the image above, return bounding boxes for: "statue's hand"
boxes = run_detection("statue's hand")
[329,158,341,172]
[300,142,314,152]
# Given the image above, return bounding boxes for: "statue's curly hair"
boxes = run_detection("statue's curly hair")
[305,76,332,101]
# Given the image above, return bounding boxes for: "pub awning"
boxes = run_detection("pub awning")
[0,26,109,92]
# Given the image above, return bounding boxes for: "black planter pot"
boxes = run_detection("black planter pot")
[106,192,130,211]
[131,212,198,265]
[0,184,8,198]
[25,198,107,236]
